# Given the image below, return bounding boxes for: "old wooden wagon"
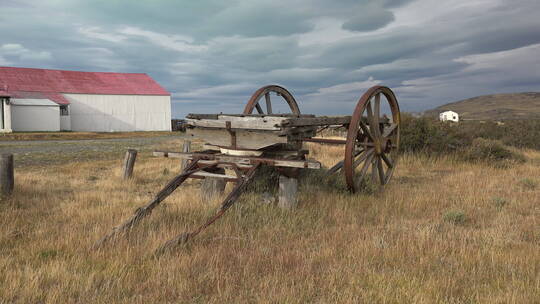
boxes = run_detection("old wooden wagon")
[95,85,401,252]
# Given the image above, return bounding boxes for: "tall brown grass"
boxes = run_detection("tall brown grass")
[0,141,539,303]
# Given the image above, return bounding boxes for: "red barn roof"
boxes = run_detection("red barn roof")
[0,67,170,105]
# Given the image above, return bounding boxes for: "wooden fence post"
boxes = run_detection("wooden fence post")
[278,175,298,209]
[122,149,137,180]
[180,140,191,171]
[0,154,14,196]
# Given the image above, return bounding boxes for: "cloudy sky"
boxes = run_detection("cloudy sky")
[1,0,539,118]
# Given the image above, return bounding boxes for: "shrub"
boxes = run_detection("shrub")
[492,197,508,209]
[461,138,526,165]
[443,210,467,225]
[399,113,469,154]
[519,178,537,190]
[398,114,531,166]
[400,114,540,152]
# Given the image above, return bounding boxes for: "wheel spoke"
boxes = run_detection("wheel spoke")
[353,148,372,169]
[366,100,380,139]
[358,120,373,140]
[381,152,394,168]
[255,103,264,114]
[357,153,374,182]
[373,94,381,137]
[374,93,381,131]
[382,123,398,138]
[265,92,272,114]
[376,156,385,184]
[329,149,363,174]
[384,166,395,184]
[371,157,378,183]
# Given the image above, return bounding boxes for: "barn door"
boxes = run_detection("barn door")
[0,98,4,130]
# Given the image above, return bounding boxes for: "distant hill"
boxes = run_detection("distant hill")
[425,92,540,120]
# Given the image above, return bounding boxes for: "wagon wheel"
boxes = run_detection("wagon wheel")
[243,85,301,115]
[344,86,400,192]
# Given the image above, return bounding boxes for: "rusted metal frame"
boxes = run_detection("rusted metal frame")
[316,125,330,134]
[243,85,301,115]
[302,137,347,145]
[156,163,262,253]
[93,158,218,249]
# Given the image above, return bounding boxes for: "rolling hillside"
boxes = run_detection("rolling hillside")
[425,92,540,120]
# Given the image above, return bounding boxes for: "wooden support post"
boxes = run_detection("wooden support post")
[0,154,14,196]
[200,168,227,202]
[278,175,298,209]
[180,140,191,171]
[122,149,137,180]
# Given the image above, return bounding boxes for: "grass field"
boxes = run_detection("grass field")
[0,139,539,303]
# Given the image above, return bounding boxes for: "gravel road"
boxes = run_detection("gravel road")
[0,135,186,167]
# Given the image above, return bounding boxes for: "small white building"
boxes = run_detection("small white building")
[0,67,171,132]
[439,110,459,122]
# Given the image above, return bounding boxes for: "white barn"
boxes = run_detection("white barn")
[439,110,459,122]
[0,67,171,132]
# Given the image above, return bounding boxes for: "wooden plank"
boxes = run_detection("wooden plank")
[192,171,238,180]
[281,116,352,127]
[186,113,315,119]
[186,115,288,130]
[186,127,288,150]
[280,116,391,127]
[152,151,321,169]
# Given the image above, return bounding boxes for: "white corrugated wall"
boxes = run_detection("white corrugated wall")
[11,105,60,131]
[63,94,171,132]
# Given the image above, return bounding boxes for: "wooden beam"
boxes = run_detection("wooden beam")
[192,171,238,181]
[122,149,137,180]
[0,154,14,196]
[153,151,321,169]
[187,113,316,119]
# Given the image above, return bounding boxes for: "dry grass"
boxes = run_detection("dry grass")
[0,142,539,303]
[0,131,176,141]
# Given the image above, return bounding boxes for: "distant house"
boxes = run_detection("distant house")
[439,110,459,122]
[0,67,171,132]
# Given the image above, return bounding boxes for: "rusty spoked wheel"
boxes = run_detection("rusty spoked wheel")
[344,86,400,192]
[243,85,301,115]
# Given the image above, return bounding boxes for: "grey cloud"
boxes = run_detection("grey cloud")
[342,8,395,32]
[1,0,540,118]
